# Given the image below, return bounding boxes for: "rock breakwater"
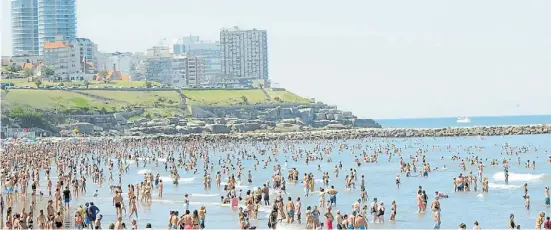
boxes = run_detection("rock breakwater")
[126,124,551,142]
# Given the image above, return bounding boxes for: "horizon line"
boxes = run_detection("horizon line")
[374,113,551,120]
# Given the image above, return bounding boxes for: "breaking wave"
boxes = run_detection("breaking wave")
[137,169,152,175]
[492,172,544,183]
[488,182,523,190]
[191,193,220,197]
[160,176,196,183]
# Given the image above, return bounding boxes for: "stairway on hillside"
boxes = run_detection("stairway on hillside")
[175,89,187,106]
[175,89,190,115]
[261,88,271,101]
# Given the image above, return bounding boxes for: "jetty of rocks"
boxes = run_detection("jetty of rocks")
[124,124,551,142]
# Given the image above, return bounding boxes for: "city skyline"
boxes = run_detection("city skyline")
[2,0,551,119]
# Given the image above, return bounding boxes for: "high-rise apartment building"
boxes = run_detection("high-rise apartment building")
[11,0,77,56]
[11,0,39,56]
[220,27,268,82]
[37,0,77,55]
[145,56,172,85]
[172,36,221,80]
[75,38,97,66]
[171,54,204,87]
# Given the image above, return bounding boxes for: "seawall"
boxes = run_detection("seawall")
[123,124,551,141]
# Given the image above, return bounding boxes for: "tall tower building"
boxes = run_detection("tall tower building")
[11,0,77,56]
[172,35,221,81]
[11,0,39,56]
[37,0,77,55]
[220,27,268,81]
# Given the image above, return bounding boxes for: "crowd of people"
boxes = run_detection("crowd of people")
[0,137,550,229]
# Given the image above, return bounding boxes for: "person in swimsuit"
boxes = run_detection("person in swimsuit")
[328,186,338,206]
[113,190,123,218]
[63,186,71,209]
[433,210,441,229]
[198,205,207,229]
[54,212,63,229]
[168,211,179,230]
[286,197,295,224]
[545,187,550,207]
[354,213,368,230]
[324,207,334,230]
[370,198,378,223]
[390,200,397,221]
[184,194,190,211]
[347,212,355,229]
[377,202,385,223]
[312,206,321,228]
[432,196,441,212]
[396,175,401,188]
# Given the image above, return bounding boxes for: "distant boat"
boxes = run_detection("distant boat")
[457,116,471,123]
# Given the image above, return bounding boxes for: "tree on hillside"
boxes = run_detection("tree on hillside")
[23,68,34,78]
[241,96,249,105]
[9,63,22,72]
[145,81,152,88]
[44,67,55,79]
[99,70,108,83]
[3,65,17,73]
[83,80,90,89]
[252,81,264,89]
[34,79,42,88]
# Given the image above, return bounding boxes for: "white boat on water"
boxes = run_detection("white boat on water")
[457,116,471,123]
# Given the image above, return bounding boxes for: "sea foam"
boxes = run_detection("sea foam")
[137,169,152,175]
[160,176,195,183]
[191,193,220,197]
[492,172,544,182]
[488,182,523,190]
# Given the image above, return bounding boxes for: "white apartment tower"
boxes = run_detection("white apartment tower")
[37,0,77,55]
[220,27,268,81]
[11,0,39,56]
[11,0,77,56]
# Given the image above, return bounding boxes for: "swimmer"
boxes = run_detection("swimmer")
[434,191,448,199]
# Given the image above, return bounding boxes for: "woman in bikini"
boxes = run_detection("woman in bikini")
[390,200,397,221]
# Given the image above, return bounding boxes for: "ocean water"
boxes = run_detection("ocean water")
[376,115,551,128]
[24,133,551,229]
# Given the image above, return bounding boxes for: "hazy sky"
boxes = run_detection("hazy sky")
[2,0,551,119]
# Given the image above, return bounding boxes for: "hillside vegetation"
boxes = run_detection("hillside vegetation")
[2,90,125,112]
[1,88,310,113]
[1,79,160,88]
[183,89,310,106]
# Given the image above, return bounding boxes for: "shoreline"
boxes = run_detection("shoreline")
[21,124,551,143]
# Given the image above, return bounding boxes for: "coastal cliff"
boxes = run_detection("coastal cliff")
[1,88,382,137]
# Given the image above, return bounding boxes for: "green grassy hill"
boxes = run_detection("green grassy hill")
[2,89,126,112]
[1,88,310,113]
[78,90,181,107]
[183,89,310,106]
[0,86,311,130]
